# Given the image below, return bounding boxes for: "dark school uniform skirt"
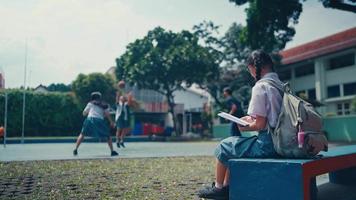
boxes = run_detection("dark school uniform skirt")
[214,130,278,167]
[81,117,110,138]
[115,117,130,129]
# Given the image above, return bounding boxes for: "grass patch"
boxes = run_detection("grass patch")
[0,156,215,199]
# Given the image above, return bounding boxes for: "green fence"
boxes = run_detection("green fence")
[212,123,257,139]
[323,115,356,142]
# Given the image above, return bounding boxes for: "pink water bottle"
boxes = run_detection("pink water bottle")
[297,129,305,148]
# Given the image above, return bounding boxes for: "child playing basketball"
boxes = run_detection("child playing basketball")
[115,95,131,148]
[73,92,118,156]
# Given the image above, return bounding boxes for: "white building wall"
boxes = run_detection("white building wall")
[280,48,356,116]
[173,89,208,111]
[293,75,315,92]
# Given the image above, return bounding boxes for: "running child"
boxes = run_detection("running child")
[73,92,118,156]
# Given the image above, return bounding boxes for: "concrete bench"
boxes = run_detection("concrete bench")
[229,145,356,200]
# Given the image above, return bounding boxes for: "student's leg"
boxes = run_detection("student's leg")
[121,128,128,141]
[108,137,118,156]
[215,158,228,188]
[107,137,114,151]
[198,158,229,198]
[73,133,84,155]
[116,129,120,144]
[223,168,230,187]
[75,133,84,150]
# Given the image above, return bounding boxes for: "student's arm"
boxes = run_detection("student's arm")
[238,115,267,132]
[83,103,91,116]
[229,104,237,115]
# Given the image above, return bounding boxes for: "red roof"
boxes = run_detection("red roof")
[280,27,356,65]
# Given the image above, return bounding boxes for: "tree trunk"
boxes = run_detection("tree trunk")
[165,93,180,135]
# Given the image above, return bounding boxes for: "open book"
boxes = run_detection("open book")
[217,112,251,126]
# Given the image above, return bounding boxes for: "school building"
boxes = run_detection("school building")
[277,27,356,117]
[214,27,356,142]
[278,27,356,142]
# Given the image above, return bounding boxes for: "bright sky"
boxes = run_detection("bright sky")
[0,0,355,88]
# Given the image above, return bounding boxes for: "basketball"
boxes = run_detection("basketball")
[118,80,125,89]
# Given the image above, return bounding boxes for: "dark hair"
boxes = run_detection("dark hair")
[90,92,108,109]
[246,50,274,81]
[91,92,102,101]
[223,87,232,95]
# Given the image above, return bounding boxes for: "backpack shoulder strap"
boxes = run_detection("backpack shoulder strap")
[258,79,287,96]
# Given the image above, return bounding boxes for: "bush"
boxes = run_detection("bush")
[0,90,83,137]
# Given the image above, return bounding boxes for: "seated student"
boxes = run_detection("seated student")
[198,50,283,199]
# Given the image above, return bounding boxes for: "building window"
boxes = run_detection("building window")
[308,88,316,100]
[277,69,291,82]
[327,85,340,98]
[344,82,356,96]
[295,63,314,77]
[337,102,351,116]
[327,53,355,70]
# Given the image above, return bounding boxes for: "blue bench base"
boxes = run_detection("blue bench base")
[229,145,356,200]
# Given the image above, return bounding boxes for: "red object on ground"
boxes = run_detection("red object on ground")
[143,123,152,135]
[152,124,164,134]
[0,127,4,137]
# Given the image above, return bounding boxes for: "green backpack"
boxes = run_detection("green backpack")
[262,79,328,158]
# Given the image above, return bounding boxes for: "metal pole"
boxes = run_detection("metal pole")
[21,40,28,144]
[4,92,7,148]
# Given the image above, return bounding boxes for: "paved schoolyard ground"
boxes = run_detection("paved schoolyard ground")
[1,141,355,199]
[0,141,219,161]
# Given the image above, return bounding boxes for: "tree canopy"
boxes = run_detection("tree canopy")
[116,27,220,133]
[228,0,303,52]
[116,27,219,105]
[71,73,115,106]
[47,83,71,92]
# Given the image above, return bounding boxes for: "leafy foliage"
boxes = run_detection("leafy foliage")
[352,97,356,113]
[47,83,71,92]
[116,27,220,133]
[0,90,82,137]
[228,0,303,52]
[71,73,116,106]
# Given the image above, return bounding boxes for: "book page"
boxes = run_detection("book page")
[217,112,250,126]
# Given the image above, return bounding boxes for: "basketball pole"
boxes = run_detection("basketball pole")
[21,39,28,144]
[4,92,7,148]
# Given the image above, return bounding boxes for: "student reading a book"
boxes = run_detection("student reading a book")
[198,50,284,199]
[223,87,244,136]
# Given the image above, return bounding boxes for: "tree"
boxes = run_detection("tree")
[193,21,256,107]
[227,0,355,51]
[228,0,303,52]
[352,97,356,113]
[116,27,220,134]
[71,73,116,106]
[47,83,71,92]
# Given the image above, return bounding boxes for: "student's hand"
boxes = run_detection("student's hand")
[238,116,254,131]
[110,122,115,129]
[240,116,254,124]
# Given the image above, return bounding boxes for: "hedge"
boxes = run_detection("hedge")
[0,90,84,137]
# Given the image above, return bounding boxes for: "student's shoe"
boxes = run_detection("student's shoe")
[73,149,78,156]
[120,142,125,148]
[197,182,229,200]
[116,143,120,148]
[111,151,119,156]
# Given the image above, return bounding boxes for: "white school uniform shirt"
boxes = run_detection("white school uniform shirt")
[115,102,128,121]
[83,102,107,120]
[247,72,283,129]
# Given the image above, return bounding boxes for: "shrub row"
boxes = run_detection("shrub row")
[0,90,84,137]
